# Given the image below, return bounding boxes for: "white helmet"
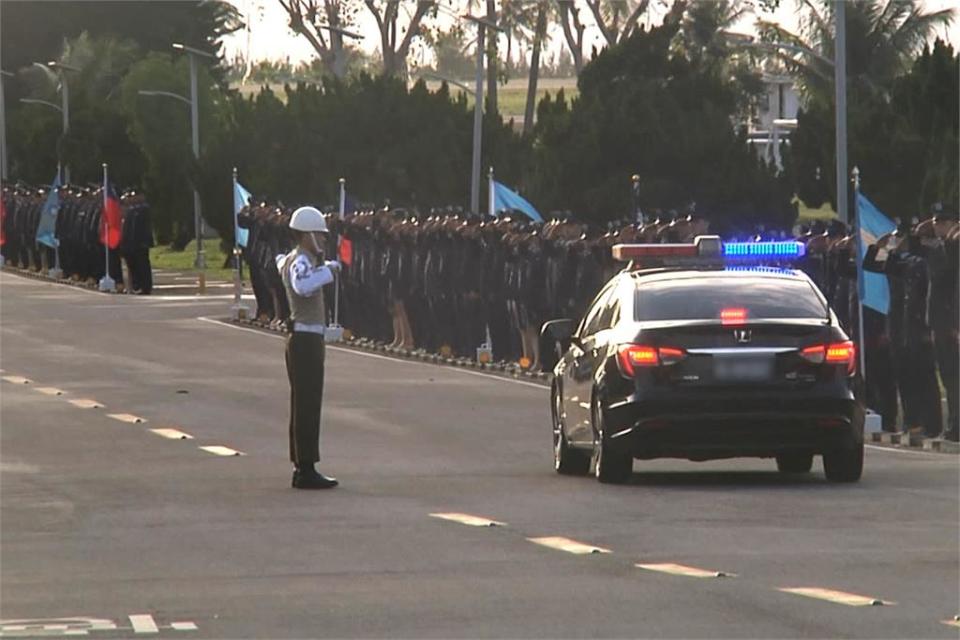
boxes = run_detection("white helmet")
[289,206,329,233]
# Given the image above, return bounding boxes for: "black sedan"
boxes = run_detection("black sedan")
[543,265,865,484]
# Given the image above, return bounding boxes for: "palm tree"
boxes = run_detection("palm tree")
[757,0,956,103]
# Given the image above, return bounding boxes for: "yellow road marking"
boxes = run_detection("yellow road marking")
[2,376,31,385]
[69,399,104,409]
[636,562,735,578]
[527,536,611,555]
[779,587,894,607]
[108,413,146,424]
[429,512,506,527]
[199,445,244,456]
[150,428,194,440]
[34,387,64,396]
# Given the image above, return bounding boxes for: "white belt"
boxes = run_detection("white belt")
[292,322,325,335]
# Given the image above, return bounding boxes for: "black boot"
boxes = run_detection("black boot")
[292,466,339,489]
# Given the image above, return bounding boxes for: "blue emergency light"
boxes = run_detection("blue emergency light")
[722,241,805,259]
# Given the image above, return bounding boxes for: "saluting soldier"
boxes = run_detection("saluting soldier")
[276,206,342,490]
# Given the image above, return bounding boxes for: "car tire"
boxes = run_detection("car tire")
[822,444,864,483]
[553,386,589,475]
[776,453,814,473]
[592,398,632,484]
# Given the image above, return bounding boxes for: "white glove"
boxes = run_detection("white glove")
[324,260,342,272]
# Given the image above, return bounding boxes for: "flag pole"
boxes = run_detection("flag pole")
[98,163,115,292]
[326,177,344,343]
[230,167,249,320]
[488,167,495,219]
[852,166,866,384]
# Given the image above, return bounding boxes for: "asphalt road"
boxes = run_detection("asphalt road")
[2,271,958,639]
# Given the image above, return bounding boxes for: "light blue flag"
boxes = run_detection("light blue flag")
[856,192,897,314]
[493,181,543,222]
[35,175,62,249]
[234,180,252,248]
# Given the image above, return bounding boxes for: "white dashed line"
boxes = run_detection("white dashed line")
[636,562,735,578]
[69,399,104,409]
[430,512,506,527]
[34,387,65,396]
[527,536,611,555]
[108,413,146,424]
[779,587,894,607]
[171,622,198,631]
[199,445,244,457]
[150,428,194,440]
[2,376,32,385]
[128,614,159,633]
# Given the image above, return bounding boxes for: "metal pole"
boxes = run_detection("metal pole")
[98,163,115,292]
[61,70,70,185]
[470,23,486,216]
[0,71,9,181]
[230,166,248,319]
[852,166,866,383]
[339,178,346,220]
[834,0,848,225]
[189,52,206,293]
[488,167,495,218]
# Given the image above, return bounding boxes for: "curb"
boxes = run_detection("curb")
[869,431,958,454]
[230,316,553,388]
[2,264,116,293]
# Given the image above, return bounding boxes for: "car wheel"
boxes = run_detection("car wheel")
[591,398,632,484]
[822,444,864,483]
[553,385,589,475]
[776,453,814,473]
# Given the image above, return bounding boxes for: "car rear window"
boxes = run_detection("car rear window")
[634,276,828,321]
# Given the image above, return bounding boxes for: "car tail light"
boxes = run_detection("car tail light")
[617,345,686,376]
[800,341,856,374]
[720,307,748,326]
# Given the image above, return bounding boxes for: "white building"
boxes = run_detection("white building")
[747,74,801,172]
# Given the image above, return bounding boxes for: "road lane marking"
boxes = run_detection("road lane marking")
[578,402,591,409]
[2,376,31,384]
[151,428,194,440]
[636,562,735,578]
[527,536,611,555]
[69,399,104,409]
[108,413,146,424]
[779,587,894,607]
[170,622,198,631]
[128,614,159,634]
[430,512,506,527]
[199,445,244,456]
[34,386,65,396]
[197,316,550,390]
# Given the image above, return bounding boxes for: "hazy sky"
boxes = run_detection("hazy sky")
[220,0,960,68]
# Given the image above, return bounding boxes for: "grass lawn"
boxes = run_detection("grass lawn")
[150,240,236,282]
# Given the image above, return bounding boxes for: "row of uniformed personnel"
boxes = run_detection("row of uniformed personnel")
[0,184,153,293]
[237,202,958,441]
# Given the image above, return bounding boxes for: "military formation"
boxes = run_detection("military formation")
[0,184,154,293]
[236,202,958,442]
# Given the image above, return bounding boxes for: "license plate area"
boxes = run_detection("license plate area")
[713,354,774,382]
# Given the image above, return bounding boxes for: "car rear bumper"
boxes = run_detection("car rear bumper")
[604,391,864,461]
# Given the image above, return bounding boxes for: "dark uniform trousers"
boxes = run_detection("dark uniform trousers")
[285,332,325,465]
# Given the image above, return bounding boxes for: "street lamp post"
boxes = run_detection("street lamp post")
[46,61,78,184]
[464,14,501,216]
[834,0,848,225]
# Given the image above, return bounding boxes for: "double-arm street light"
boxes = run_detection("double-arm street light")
[138,42,215,291]
[463,14,502,216]
[18,61,79,184]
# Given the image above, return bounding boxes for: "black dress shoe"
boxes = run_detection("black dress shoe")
[292,470,339,489]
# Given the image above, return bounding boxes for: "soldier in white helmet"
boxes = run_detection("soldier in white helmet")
[276,206,341,489]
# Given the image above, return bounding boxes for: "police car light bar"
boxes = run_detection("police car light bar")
[612,235,723,262]
[722,241,805,259]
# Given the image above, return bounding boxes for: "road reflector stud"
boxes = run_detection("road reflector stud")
[430,513,506,527]
[200,445,244,456]
[69,399,104,409]
[108,413,146,424]
[636,563,736,578]
[779,587,895,607]
[528,536,611,555]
